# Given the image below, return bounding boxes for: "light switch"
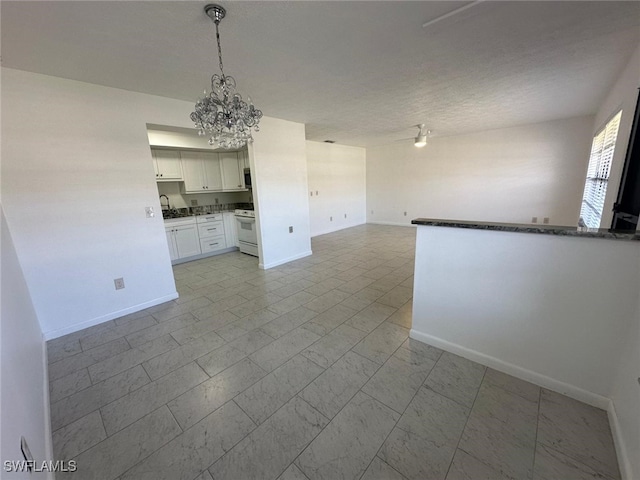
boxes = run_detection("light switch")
[145,207,154,218]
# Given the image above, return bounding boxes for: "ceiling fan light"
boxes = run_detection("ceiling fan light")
[414,135,427,147]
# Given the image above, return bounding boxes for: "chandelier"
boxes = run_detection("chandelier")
[191,4,262,149]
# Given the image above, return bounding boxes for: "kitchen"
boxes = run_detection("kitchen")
[149,126,260,263]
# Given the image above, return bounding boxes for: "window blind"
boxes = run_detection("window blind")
[579,111,622,228]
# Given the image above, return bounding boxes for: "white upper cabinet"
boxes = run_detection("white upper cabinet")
[220,152,245,191]
[152,149,183,181]
[180,151,222,193]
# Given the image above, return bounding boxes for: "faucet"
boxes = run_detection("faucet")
[159,195,170,211]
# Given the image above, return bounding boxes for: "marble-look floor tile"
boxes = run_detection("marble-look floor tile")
[268,291,318,316]
[400,337,443,363]
[445,449,511,480]
[483,368,540,403]
[335,276,376,295]
[537,389,620,479]
[169,311,237,345]
[345,302,397,333]
[458,382,538,479]
[385,300,413,328]
[209,396,328,480]
[60,407,181,480]
[278,464,310,480]
[304,278,345,297]
[304,289,351,314]
[303,304,358,336]
[533,442,619,480]
[361,457,407,480]
[424,352,486,407]
[79,315,158,351]
[151,297,213,323]
[228,293,283,318]
[195,344,248,377]
[340,288,385,313]
[48,337,131,382]
[168,358,266,429]
[300,324,367,369]
[351,322,409,365]
[361,350,435,413]
[249,327,321,372]
[235,355,324,424]
[227,308,281,336]
[87,335,178,384]
[271,279,317,298]
[47,338,83,365]
[125,313,199,348]
[295,392,400,480]
[51,365,150,431]
[101,362,208,435]
[120,402,255,480]
[379,387,469,480]
[52,411,107,461]
[376,285,413,309]
[141,331,225,380]
[227,329,276,356]
[299,351,379,419]
[49,368,92,404]
[259,306,319,339]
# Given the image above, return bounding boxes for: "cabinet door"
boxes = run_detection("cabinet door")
[202,152,223,191]
[154,150,183,180]
[165,228,178,261]
[180,152,206,192]
[220,152,244,190]
[174,224,201,258]
[223,212,239,247]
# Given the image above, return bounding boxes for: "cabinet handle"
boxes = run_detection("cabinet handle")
[160,174,163,177]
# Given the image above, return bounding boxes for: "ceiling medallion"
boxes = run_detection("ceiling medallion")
[191,4,262,149]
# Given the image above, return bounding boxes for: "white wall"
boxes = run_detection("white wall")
[594,44,640,230]
[251,117,312,269]
[609,268,640,480]
[411,225,639,478]
[1,68,187,338]
[307,141,366,237]
[1,208,53,479]
[366,116,594,227]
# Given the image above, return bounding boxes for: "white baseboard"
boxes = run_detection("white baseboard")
[607,401,633,480]
[43,292,179,340]
[259,250,313,270]
[367,221,417,228]
[409,329,611,410]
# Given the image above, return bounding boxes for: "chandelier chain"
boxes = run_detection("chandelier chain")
[215,22,224,76]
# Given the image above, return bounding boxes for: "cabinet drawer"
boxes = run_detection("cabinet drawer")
[200,235,227,253]
[198,221,224,238]
[196,214,223,224]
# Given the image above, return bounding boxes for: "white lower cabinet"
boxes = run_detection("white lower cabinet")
[197,214,227,253]
[165,212,241,263]
[165,220,201,261]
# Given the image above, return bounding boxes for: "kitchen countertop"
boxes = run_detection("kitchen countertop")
[411,218,640,241]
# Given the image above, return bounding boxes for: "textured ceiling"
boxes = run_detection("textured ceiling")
[2,1,639,147]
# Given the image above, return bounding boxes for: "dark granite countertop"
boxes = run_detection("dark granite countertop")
[411,218,640,241]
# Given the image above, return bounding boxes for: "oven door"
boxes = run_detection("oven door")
[235,216,257,245]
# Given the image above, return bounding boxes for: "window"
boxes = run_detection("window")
[579,111,622,228]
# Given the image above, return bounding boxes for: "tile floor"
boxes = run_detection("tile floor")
[47,224,621,480]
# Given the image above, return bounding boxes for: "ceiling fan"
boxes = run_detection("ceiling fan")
[395,124,432,147]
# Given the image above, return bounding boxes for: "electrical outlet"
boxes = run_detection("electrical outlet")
[543,217,549,224]
[114,278,125,290]
[532,216,538,223]
[344,214,347,218]
[191,199,198,206]
[289,226,293,233]
[145,207,154,218]
[310,191,313,196]
[371,210,374,215]
[404,211,407,216]
[330,216,333,221]
[316,191,318,195]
